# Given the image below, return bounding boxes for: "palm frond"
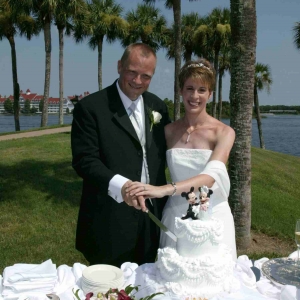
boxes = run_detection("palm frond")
[293,22,300,50]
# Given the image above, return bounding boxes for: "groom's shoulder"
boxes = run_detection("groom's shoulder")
[77,83,115,108]
[143,90,166,108]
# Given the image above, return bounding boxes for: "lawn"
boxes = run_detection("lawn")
[0,132,299,273]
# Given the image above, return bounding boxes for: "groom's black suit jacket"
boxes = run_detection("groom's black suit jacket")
[71,81,170,266]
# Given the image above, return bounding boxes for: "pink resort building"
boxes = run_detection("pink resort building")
[0,89,90,114]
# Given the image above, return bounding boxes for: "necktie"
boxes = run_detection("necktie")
[129,102,143,143]
[128,102,150,188]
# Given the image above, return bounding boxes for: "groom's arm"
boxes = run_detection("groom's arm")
[72,99,130,201]
[71,98,143,205]
[71,100,114,193]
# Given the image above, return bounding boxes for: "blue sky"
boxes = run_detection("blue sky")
[0,0,299,105]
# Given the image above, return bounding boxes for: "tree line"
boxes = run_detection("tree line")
[260,105,300,113]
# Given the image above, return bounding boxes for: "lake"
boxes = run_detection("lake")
[0,114,299,157]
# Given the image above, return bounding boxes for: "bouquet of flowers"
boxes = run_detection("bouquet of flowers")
[73,285,163,300]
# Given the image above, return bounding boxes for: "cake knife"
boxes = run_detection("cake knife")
[145,209,177,242]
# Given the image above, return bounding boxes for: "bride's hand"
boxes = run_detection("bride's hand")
[126,182,167,199]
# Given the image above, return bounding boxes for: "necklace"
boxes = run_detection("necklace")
[186,127,200,143]
[184,116,208,144]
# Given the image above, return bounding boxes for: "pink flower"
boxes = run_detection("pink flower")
[85,292,94,300]
[117,290,133,300]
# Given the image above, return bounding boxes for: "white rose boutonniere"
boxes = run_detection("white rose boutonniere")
[149,110,162,132]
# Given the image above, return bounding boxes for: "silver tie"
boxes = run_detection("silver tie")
[128,102,150,188]
[129,102,143,143]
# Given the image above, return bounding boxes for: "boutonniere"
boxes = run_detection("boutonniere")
[148,109,162,132]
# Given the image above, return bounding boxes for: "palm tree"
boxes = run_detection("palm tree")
[217,45,230,120]
[142,0,180,121]
[54,0,87,125]
[228,0,257,250]
[8,0,60,127]
[169,0,181,121]
[164,12,208,62]
[0,0,39,131]
[205,7,231,119]
[122,3,167,52]
[193,16,212,60]
[73,0,127,91]
[254,63,272,149]
[293,22,300,50]
[21,0,58,127]
[144,0,199,121]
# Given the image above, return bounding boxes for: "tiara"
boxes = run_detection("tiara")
[186,63,212,73]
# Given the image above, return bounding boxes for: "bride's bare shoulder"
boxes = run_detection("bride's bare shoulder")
[218,120,235,139]
[211,119,235,145]
[165,119,182,136]
[209,117,235,137]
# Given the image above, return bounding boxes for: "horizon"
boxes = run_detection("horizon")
[0,0,299,106]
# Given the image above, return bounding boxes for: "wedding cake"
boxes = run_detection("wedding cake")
[141,186,238,299]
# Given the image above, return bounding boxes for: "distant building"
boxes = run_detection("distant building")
[0,95,8,113]
[67,91,90,106]
[0,89,90,114]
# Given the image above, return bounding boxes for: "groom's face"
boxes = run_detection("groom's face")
[118,49,156,101]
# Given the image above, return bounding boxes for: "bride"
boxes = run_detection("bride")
[127,59,237,260]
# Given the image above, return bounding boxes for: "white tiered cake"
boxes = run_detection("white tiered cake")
[140,186,239,299]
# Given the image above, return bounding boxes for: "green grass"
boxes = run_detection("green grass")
[0,133,299,273]
[0,132,87,273]
[251,147,300,238]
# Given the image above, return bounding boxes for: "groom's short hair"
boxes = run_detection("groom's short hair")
[120,43,157,66]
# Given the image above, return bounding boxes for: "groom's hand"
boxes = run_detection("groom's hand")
[122,181,147,211]
[121,180,133,204]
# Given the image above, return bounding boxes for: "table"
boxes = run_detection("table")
[0,252,299,300]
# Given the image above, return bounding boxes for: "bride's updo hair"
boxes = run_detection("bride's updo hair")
[179,58,215,91]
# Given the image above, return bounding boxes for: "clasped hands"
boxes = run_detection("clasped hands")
[121,180,166,212]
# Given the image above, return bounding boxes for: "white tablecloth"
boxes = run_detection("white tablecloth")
[0,253,299,300]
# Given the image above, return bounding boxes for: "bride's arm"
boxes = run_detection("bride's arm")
[127,124,235,199]
[126,174,215,199]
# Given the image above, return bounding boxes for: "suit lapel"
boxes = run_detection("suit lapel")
[108,82,140,143]
[143,95,153,150]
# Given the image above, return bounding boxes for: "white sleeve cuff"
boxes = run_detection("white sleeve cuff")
[108,174,129,203]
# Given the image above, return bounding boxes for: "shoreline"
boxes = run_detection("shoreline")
[0,126,71,141]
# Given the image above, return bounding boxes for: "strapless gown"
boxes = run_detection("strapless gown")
[160,148,237,260]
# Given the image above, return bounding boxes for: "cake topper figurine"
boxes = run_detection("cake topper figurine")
[199,185,213,212]
[181,187,199,220]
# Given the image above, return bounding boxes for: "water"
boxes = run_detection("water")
[0,114,299,157]
[0,114,74,132]
[223,115,300,157]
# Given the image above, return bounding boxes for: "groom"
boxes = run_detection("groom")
[71,43,170,267]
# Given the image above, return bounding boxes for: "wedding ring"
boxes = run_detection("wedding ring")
[143,186,146,191]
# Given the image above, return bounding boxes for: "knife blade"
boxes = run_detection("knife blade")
[145,209,177,242]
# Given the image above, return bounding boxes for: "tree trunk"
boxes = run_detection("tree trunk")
[98,37,104,91]
[254,87,265,149]
[173,0,181,121]
[183,51,192,63]
[228,0,257,250]
[8,35,20,131]
[211,51,219,118]
[217,70,223,120]
[58,27,64,125]
[41,19,52,127]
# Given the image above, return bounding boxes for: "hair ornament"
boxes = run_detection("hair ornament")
[186,63,213,73]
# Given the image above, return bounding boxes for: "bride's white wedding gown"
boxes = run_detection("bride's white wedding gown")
[160,148,237,260]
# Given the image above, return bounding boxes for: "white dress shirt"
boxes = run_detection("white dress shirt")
[108,81,149,203]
